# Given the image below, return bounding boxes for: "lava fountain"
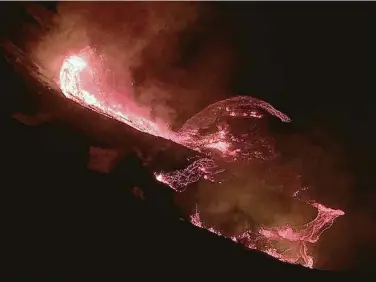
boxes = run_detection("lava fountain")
[58,46,344,269]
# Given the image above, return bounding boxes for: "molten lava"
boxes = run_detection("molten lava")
[58,47,344,269]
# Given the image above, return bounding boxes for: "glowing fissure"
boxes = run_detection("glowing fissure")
[58,47,344,269]
[154,158,225,192]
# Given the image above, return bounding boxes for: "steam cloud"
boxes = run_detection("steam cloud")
[28,2,233,129]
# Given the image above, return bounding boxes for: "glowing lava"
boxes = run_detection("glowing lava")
[59,47,289,161]
[58,47,344,269]
[60,48,171,139]
[154,158,225,192]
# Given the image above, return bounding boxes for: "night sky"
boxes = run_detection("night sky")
[228,3,375,269]
[230,3,374,204]
[1,1,375,274]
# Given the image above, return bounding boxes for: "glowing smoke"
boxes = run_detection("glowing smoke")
[26,2,233,129]
[57,46,344,269]
[5,2,347,270]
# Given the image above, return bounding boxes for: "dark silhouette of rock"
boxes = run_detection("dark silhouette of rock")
[2,115,364,281]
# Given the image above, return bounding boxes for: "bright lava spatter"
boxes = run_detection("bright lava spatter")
[155,158,225,192]
[59,47,344,269]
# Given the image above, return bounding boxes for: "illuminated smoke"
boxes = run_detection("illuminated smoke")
[58,47,345,269]
[24,2,233,129]
[6,2,345,269]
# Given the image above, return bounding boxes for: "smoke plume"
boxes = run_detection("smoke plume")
[27,2,233,129]
[6,3,370,270]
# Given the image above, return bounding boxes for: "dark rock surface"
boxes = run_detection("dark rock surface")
[1,115,363,281]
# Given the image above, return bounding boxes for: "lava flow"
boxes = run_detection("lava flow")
[58,47,344,269]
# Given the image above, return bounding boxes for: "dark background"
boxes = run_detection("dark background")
[1,1,375,279]
[230,3,376,270]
